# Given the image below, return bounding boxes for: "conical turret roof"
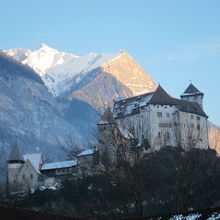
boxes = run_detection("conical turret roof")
[181,83,204,97]
[7,141,24,162]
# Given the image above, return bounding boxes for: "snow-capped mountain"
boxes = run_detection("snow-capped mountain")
[5,44,157,106]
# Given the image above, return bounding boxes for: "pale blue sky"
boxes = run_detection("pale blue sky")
[1,0,220,125]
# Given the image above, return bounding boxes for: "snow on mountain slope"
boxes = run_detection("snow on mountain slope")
[5,44,156,98]
[5,44,122,96]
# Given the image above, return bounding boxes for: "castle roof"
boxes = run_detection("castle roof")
[181,83,204,97]
[112,85,207,118]
[173,98,207,117]
[7,141,24,162]
[148,85,174,105]
[113,92,154,118]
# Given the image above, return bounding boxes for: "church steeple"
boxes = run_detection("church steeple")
[7,141,24,164]
[180,83,204,109]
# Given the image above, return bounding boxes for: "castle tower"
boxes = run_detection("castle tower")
[7,141,24,192]
[180,83,204,109]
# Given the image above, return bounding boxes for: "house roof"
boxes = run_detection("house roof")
[23,153,43,171]
[181,83,204,97]
[0,205,90,220]
[7,141,24,162]
[77,149,94,157]
[41,160,77,171]
[123,207,220,220]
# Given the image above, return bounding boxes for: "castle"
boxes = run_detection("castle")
[7,83,209,192]
[97,84,209,161]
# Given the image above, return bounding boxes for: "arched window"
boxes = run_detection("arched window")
[22,175,25,181]
[30,174,33,180]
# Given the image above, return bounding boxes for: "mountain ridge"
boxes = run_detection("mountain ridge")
[5,44,157,100]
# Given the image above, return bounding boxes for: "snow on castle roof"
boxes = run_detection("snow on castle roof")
[113,92,154,118]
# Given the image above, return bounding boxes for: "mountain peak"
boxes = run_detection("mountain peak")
[38,43,49,48]
[37,43,57,52]
[119,49,127,54]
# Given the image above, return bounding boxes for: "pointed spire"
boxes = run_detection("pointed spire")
[181,83,204,97]
[149,85,174,105]
[7,141,24,163]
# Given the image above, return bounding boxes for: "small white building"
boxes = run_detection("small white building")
[98,84,209,156]
[7,142,77,193]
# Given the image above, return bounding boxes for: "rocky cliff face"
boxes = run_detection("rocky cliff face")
[208,122,220,154]
[67,51,156,108]
[0,51,81,159]
[101,51,156,96]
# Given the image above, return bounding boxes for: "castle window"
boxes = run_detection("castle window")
[197,124,201,130]
[157,112,162,117]
[191,115,194,119]
[30,174,33,180]
[22,175,25,181]
[197,116,200,121]
[166,113,170,118]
